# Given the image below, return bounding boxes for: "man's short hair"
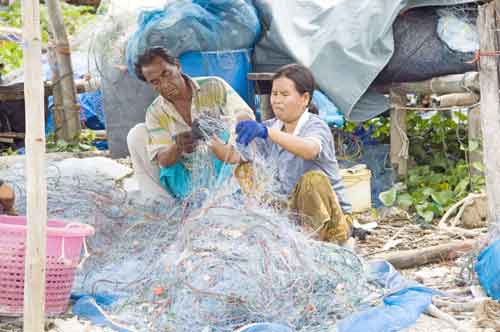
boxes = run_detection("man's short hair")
[134,47,177,81]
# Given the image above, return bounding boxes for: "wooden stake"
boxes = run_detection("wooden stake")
[47,23,64,139]
[478,2,500,223]
[373,240,476,270]
[46,0,81,143]
[21,0,47,330]
[468,105,482,175]
[389,90,408,177]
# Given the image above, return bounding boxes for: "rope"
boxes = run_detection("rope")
[395,102,480,112]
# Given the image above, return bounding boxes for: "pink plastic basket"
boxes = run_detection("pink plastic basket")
[0,215,94,316]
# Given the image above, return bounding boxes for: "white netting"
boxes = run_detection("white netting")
[0,145,383,331]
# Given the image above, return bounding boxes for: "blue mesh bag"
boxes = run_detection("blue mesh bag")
[126,0,261,76]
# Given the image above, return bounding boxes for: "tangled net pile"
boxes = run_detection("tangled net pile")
[0,130,383,332]
[135,201,376,332]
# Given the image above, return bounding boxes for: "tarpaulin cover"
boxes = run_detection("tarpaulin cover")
[475,240,500,300]
[253,0,477,122]
[126,0,261,76]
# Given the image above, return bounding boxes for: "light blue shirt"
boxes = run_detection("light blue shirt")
[237,112,352,213]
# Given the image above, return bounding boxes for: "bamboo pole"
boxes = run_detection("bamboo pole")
[21,0,47,331]
[0,26,22,38]
[376,72,480,95]
[437,92,479,108]
[46,0,81,143]
[477,2,500,223]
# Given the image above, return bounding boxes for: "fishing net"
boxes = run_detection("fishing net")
[0,140,383,332]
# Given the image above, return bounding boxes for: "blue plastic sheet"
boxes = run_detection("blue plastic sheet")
[312,90,345,128]
[43,52,107,144]
[235,323,293,332]
[126,0,261,76]
[180,49,255,107]
[475,240,500,300]
[47,91,106,131]
[72,295,134,332]
[337,260,437,332]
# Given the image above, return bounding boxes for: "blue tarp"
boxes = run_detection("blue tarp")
[72,260,436,332]
[126,0,261,77]
[312,90,345,128]
[475,240,500,300]
[43,52,107,146]
[336,260,436,332]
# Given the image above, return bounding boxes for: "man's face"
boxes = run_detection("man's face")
[142,57,184,101]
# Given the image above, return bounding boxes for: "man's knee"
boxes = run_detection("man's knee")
[127,123,148,153]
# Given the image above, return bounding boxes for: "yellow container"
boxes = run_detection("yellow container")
[340,164,372,213]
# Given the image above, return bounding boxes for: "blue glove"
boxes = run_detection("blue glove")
[236,120,268,146]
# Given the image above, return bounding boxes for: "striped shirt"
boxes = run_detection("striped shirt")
[145,75,254,161]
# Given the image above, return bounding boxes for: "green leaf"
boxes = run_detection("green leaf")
[56,140,68,150]
[454,178,469,195]
[379,188,397,207]
[422,187,434,197]
[429,202,445,216]
[410,191,425,205]
[437,182,450,191]
[472,162,485,173]
[416,204,435,222]
[456,112,467,122]
[468,140,480,152]
[431,190,454,206]
[78,143,93,151]
[397,193,413,209]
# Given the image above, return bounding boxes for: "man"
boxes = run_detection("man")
[0,180,15,215]
[127,47,254,201]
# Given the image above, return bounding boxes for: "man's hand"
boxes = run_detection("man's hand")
[208,135,241,164]
[235,110,254,123]
[175,131,195,154]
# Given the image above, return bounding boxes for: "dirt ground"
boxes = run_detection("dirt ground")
[356,207,497,332]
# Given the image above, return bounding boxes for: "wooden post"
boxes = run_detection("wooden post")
[477,2,500,223]
[437,92,479,108]
[468,105,482,175]
[377,72,480,95]
[21,0,47,331]
[47,23,64,139]
[389,90,408,177]
[259,94,273,120]
[374,240,476,270]
[46,0,81,143]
